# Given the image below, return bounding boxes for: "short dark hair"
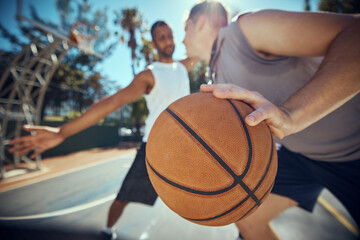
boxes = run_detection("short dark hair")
[151,21,170,39]
[189,1,228,28]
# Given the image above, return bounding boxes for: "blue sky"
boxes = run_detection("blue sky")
[0,0,320,92]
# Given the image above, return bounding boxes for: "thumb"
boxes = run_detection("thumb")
[23,125,43,131]
[23,125,34,132]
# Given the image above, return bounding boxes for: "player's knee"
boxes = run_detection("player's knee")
[236,215,271,230]
[113,200,129,208]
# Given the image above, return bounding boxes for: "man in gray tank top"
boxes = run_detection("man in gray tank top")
[183,1,360,239]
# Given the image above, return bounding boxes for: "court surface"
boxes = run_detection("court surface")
[0,147,358,240]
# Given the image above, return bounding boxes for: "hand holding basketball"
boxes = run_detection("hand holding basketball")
[200,84,294,139]
[146,92,277,226]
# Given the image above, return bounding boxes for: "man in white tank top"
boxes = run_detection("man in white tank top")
[9,21,199,240]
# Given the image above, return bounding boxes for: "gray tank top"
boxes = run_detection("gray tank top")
[210,21,360,162]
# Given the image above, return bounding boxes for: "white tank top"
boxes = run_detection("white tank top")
[143,61,190,142]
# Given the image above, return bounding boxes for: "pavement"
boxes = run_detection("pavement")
[0,142,358,240]
[0,142,140,193]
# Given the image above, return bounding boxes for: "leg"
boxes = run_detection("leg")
[106,200,129,228]
[103,143,157,233]
[235,147,324,240]
[235,193,298,240]
[310,159,360,228]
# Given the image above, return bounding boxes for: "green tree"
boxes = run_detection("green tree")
[128,34,157,137]
[140,37,158,65]
[129,97,148,137]
[1,1,118,120]
[318,0,360,13]
[115,8,145,76]
[114,8,154,138]
[188,61,209,93]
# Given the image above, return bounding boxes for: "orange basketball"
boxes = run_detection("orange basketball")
[146,92,277,226]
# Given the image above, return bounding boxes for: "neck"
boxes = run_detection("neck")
[158,56,174,63]
[203,28,220,63]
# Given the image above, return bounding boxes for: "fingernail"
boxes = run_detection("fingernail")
[247,115,255,122]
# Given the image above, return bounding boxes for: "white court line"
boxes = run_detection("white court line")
[0,151,136,193]
[318,196,359,237]
[0,194,117,221]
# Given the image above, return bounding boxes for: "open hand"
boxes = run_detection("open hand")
[9,125,65,158]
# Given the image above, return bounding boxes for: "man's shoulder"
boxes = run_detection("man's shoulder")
[134,69,154,85]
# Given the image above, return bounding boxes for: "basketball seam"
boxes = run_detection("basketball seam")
[146,157,237,195]
[148,108,236,194]
[184,181,274,222]
[147,103,274,223]
[226,100,261,206]
[183,137,275,222]
[164,106,261,216]
[227,100,253,178]
[165,108,239,179]
[165,108,234,183]
[250,137,275,194]
[236,181,275,222]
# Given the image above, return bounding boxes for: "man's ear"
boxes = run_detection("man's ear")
[195,15,207,31]
[151,40,156,49]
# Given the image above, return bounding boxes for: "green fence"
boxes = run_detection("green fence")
[5,121,120,158]
[41,121,120,157]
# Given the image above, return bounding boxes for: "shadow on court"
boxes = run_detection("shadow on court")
[0,225,100,240]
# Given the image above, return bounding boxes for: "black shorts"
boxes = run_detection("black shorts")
[116,143,158,205]
[272,146,360,226]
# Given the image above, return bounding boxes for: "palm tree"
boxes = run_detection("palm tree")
[140,37,157,66]
[115,8,144,76]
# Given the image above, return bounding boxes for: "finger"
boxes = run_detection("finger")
[200,83,238,92]
[9,141,35,153]
[23,124,43,132]
[17,146,36,156]
[9,144,27,153]
[8,141,31,152]
[245,106,272,126]
[245,109,265,126]
[213,88,266,107]
[9,135,33,146]
[30,149,45,159]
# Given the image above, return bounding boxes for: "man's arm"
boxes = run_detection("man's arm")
[238,10,358,57]
[179,57,200,71]
[212,10,360,138]
[58,69,154,138]
[9,70,154,158]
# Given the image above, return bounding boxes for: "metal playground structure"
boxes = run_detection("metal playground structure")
[0,0,103,179]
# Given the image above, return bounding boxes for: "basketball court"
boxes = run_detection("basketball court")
[0,146,358,240]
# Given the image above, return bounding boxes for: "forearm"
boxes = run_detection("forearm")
[59,96,120,138]
[281,19,360,135]
[58,70,152,138]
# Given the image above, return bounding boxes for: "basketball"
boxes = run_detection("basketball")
[146,92,277,226]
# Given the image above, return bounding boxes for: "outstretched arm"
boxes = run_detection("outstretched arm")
[202,11,360,138]
[9,70,154,158]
